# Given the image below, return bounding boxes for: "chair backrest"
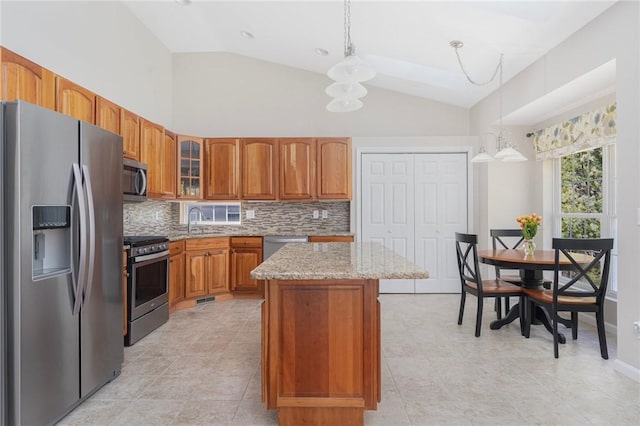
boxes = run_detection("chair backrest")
[552,238,614,304]
[455,232,483,293]
[490,229,524,250]
[490,229,524,278]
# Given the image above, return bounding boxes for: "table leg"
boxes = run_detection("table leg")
[490,300,567,344]
[530,304,567,345]
[490,303,520,330]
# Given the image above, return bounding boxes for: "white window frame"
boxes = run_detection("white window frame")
[180,202,242,226]
[552,144,617,295]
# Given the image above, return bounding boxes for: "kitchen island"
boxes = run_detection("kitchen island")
[251,242,428,426]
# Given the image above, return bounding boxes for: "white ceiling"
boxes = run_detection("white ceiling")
[123,0,616,111]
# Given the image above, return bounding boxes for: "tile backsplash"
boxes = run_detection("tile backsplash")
[123,200,350,236]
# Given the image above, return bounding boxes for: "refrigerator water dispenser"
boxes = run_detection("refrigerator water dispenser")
[32,205,71,280]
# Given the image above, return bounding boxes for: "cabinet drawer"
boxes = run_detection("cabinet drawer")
[169,240,184,256]
[231,236,262,248]
[185,237,229,251]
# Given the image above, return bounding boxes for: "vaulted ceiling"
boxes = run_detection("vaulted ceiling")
[124,1,616,113]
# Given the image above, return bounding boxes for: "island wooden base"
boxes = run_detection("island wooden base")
[262,278,381,426]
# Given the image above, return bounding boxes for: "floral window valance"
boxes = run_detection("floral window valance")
[532,103,616,160]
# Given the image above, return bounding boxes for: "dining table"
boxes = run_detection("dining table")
[477,248,590,344]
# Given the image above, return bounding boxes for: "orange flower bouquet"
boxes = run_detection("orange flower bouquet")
[516,213,542,240]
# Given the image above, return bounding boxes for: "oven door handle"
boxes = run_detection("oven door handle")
[134,250,170,263]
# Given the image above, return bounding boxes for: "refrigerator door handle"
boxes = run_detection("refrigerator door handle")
[72,163,88,315]
[80,164,96,312]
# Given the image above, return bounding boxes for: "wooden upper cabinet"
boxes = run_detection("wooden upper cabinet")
[56,76,95,123]
[279,138,316,200]
[241,138,278,200]
[139,123,176,200]
[317,137,352,200]
[139,118,165,198]
[95,96,120,134]
[204,138,240,200]
[177,135,203,199]
[163,131,177,199]
[120,108,140,160]
[0,47,55,109]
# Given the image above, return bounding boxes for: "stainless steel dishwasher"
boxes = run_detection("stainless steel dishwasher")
[263,236,308,260]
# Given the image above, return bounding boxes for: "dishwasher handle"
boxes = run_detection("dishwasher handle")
[264,236,309,244]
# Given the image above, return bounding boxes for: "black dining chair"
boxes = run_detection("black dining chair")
[455,232,523,337]
[490,229,554,317]
[523,238,614,359]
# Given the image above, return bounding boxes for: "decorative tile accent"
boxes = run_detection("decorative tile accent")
[124,200,350,236]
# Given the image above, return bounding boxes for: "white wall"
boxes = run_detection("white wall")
[0,1,173,126]
[172,52,469,137]
[470,2,640,376]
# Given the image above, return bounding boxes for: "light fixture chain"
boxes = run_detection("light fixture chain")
[498,54,503,144]
[453,46,501,87]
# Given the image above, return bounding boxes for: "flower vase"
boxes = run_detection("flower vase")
[522,239,536,257]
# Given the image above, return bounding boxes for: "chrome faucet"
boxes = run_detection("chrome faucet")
[187,206,205,233]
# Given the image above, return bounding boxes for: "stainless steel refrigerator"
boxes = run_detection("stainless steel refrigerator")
[1,101,124,425]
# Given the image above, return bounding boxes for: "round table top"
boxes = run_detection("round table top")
[477,249,591,268]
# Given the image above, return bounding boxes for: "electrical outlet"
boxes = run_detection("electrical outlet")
[245,209,255,219]
[313,210,319,219]
[322,210,328,219]
[153,211,159,220]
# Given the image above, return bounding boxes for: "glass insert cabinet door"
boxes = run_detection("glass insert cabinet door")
[178,135,203,198]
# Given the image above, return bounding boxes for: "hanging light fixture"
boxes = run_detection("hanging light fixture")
[326,0,375,112]
[451,40,527,163]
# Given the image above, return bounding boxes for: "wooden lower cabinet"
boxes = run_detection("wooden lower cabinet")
[208,248,229,293]
[308,235,354,243]
[184,238,230,299]
[262,278,380,425]
[230,237,263,294]
[169,241,185,312]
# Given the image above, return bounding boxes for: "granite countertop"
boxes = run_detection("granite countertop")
[167,231,354,241]
[250,242,429,280]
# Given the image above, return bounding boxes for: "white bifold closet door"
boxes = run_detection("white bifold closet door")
[361,152,468,293]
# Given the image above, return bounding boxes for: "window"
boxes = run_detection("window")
[553,145,617,293]
[181,202,241,225]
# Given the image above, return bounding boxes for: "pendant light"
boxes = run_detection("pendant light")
[326,0,375,112]
[471,146,494,163]
[451,40,527,163]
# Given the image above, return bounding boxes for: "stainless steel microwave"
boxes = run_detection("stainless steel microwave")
[123,158,148,202]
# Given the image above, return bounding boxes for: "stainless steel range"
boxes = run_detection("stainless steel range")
[124,236,169,346]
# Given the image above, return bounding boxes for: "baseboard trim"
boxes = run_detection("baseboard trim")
[613,359,640,382]
[576,311,617,335]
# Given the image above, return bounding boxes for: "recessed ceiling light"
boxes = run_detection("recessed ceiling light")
[315,48,329,56]
[240,31,255,40]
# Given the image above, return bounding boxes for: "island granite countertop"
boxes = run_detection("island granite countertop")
[251,242,429,280]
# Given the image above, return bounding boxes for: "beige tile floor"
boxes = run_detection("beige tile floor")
[59,294,640,425]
